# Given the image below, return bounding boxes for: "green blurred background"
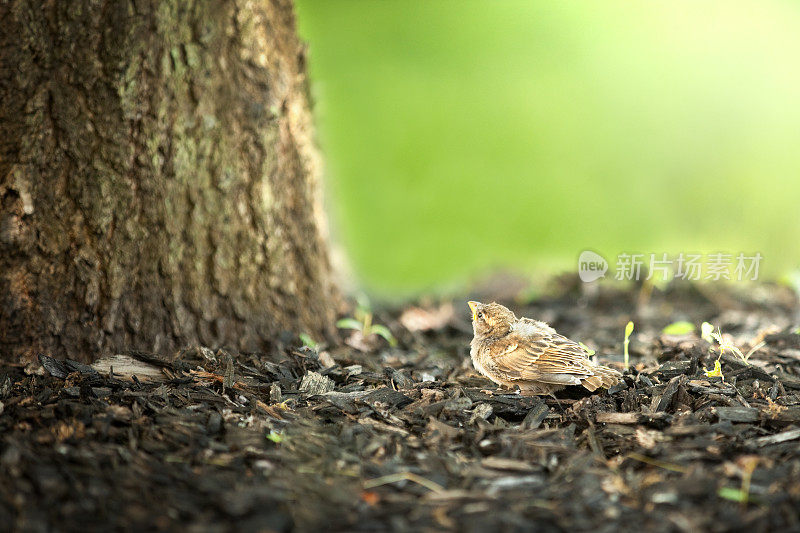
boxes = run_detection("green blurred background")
[295,0,800,296]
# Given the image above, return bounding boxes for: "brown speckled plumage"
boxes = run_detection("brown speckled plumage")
[468,301,620,395]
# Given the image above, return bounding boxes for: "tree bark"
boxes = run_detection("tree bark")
[0,0,337,362]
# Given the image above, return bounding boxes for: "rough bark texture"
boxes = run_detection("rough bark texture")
[0,0,337,362]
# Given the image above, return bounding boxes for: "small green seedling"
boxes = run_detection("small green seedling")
[662,321,695,335]
[718,487,746,502]
[701,322,724,379]
[702,323,764,365]
[336,296,398,347]
[299,333,319,350]
[578,342,595,357]
[701,322,715,343]
[718,457,758,505]
[623,321,634,369]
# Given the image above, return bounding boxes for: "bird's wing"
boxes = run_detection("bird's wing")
[490,331,596,382]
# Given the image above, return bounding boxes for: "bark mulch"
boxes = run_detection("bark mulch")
[2,282,800,532]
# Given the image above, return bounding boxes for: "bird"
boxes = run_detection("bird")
[467,301,621,395]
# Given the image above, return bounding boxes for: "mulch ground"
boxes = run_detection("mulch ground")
[2,281,800,532]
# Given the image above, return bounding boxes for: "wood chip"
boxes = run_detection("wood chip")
[596,412,643,424]
[750,428,800,447]
[521,398,550,430]
[91,354,166,382]
[655,374,686,412]
[299,371,335,395]
[481,457,537,472]
[713,406,759,423]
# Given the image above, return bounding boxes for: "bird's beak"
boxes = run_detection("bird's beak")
[467,301,479,321]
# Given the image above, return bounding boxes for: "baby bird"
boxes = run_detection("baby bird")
[468,301,621,395]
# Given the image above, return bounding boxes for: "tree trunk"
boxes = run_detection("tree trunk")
[0,0,337,362]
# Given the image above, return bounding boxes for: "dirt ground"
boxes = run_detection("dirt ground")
[2,280,800,532]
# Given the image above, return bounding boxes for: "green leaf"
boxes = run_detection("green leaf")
[718,487,746,502]
[624,321,635,340]
[266,431,283,444]
[578,342,595,356]
[336,318,364,331]
[299,333,318,349]
[662,321,695,335]
[369,324,398,347]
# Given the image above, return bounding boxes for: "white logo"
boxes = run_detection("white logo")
[578,250,608,282]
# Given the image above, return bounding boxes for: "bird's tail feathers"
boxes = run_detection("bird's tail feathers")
[581,364,621,391]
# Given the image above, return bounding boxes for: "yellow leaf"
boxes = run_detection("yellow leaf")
[704,359,723,378]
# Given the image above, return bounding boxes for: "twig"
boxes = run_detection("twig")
[363,472,445,493]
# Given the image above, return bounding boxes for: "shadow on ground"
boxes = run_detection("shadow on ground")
[2,281,800,531]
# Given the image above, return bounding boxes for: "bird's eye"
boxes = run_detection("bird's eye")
[477,311,483,319]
